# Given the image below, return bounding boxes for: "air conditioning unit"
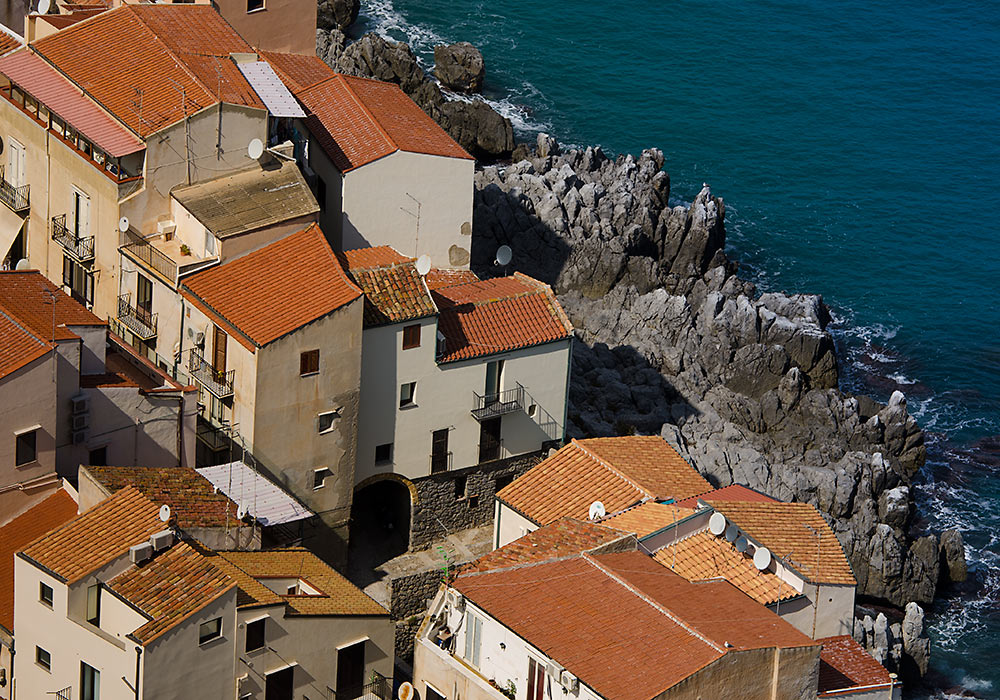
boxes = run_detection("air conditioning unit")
[70,393,89,414]
[72,413,89,431]
[150,530,174,552]
[560,671,578,693]
[546,662,564,679]
[72,429,89,446]
[446,590,465,611]
[129,542,153,565]
[187,325,206,347]
[156,220,176,238]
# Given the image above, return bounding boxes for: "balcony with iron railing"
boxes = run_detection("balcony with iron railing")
[51,214,95,262]
[472,384,525,422]
[0,165,29,213]
[431,450,453,473]
[188,348,234,398]
[117,293,157,341]
[119,227,177,285]
[329,671,392,700]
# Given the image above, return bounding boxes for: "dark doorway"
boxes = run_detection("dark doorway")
[349,479,411,573]
[336,641,365,700]
[479,417,501,462]
[431,428,450,472]
[265,666,294,700]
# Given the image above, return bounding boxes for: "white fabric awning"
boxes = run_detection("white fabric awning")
[0,207,24,264]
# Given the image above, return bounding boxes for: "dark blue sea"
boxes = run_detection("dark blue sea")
[353,0,1000,695]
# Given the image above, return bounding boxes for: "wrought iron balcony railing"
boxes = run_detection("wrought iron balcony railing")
[330,671,392,700]
[51,214,95,262]
[0,165,29,213]
[119,227,177,284]
[430,450,453,473]
[188,348,234,398]
[472,384,525,422]
[117,293,157,341]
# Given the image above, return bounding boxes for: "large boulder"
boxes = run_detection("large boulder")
[938,528,968,583]
[433,42,485,93]
[316,0,359,30]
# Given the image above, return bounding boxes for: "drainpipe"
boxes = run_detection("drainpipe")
[133,645,141,700]
[175,298,186,380]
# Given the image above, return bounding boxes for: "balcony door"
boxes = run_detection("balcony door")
[527,658,545,700]
[479,417,501,463]
[136,273,152,319]
[431,428,449,473]
[71,187,90,238]
[212,325,227,376]
[485,360,503,405]
[7,139,25,187]
[264,666,294,700]
[336,641,365,700]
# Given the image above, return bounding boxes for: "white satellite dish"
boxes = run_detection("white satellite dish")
[118,216,129,233]
[158,504,171,523]
[37,0,50,14]
[588,500,606,520]
[708,512,726,536]
[415,254,432,276]
[237,503,249,520]
[495,244,512,266]
[398,682,415,700]
[725,523,739,543]
[14,258,30,271]
[753,546,772,570]
[247,138,264,160]
[734,536,748,553]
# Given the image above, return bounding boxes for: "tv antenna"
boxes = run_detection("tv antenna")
[400,192,421,257]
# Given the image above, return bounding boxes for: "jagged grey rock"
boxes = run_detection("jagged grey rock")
[902,602,931,675]
[938,528,968,583]
[316,0,359,30]
[433,42,485,93]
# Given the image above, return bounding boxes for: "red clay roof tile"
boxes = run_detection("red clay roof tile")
[817,635,895,695]
[674,483,778,509]
[339,247,437,326]
[0,307,51,381]
[0,270,105,341]
[261,51,335,92]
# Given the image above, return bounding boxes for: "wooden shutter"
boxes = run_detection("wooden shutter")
[212,325,227,373]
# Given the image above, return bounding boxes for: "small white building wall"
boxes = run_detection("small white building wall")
[494,503,536,550]
[341,151,474,269]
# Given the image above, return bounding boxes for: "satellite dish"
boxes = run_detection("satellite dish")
[158,504,171,523]
[734,536,748,553]
[237,503,249,519]
[588,501,606,520]
[725,524,739,543]
[495,244,512,266]
[415,254,431,276]
[37,0,50,14]
[118,216,129,233]
[14,258,29,271]
[753,546,772,571]
[398,682,415,700]
[247,138,264,160]
[708,512,726,536]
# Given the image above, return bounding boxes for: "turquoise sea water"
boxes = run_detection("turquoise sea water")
[354,0,1000,695]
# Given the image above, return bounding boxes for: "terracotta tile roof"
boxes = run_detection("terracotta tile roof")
[32,5,263,137]
[0,50,145,157]
[454,551,816,700]
[83,466,240,528]
[462,518,631,575]
[20,486,164,584]
[432,273,572,363]
[338,246,437,326]
[108,541,236,645]
[674,484,778,509]
[297,74,471,172]
[36,9,104,30]
[0,271,105,342]
[424,268,480,291]
[0,27,23,57]
[261,50,335,92]
[708,501,856,586]
[497,437,711,526]
[0,490,77,632]
[818,635,895,695]
[218,549,388,616]
[600,502,697,538]
[180,223,361,349]
[0,306,51,381]
[652,531,798,606]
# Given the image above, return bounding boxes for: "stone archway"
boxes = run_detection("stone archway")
[349,475,415,570]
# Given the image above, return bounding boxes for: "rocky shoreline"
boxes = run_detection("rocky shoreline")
[315,19,967,687]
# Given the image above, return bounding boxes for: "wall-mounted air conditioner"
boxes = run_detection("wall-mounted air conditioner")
[72,413,89,431]
[72,429,89,446]
[70,393,89,414]
[129,542,153,565]
[560,671,578,693]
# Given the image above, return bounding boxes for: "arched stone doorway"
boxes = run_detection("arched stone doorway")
[349,475,415,570]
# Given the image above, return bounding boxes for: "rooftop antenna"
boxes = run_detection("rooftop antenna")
[213,58,225,159]
[247,138,264,160]
[494,244,512,275]
[588,501,606,520]
[158,504,171,523]
[41,288,56,383]
[167,78,191,184]
[415,254,431,277]
[400,192,421,257]
[708,512,726,536]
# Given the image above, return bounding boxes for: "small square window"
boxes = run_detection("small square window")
[15,429,37,466]
[494,474,514,491]
[313,467,332,490]
[402,324,421,350]
[36,646,50,671]
[468,494,480,508]
[246,0,264,10]
[399,382,416,408]
[199,617,222,645]
[246,618,265,652]
[318,409,341,434]
[40,582,53,607]
[454,475,467,500]
[375,443,393,464]
[88,446,107,466]
[86,584,100,627]
[300,349,320,376]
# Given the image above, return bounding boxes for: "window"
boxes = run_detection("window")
[527,658,545,700]
[300,349,320,376]
[212,325,228,375]
[425,686,446,700]
[88,446,107,466]
[286,584,298,595]
[36,646,50,671]
[316,177,327,211]
[485,360,504,401]
[431,429,449,473]
[199,617,222,644]
[463,613,482,667]
[136,273,153,316]
[402,324,421,349]
[246,0,264,10]
[375,443,393,464]
[494,473,514,492]
[454,475,467,500]
[313,467,332,490]
[63,256,94,307]
[86,584,101,626]
[318,410,340,434]
[399,381,416,408]
[15,428,36,466]
[71,187,91,238]
[39,582,53,607]
[246,618,266,652]
[80,662,100,700]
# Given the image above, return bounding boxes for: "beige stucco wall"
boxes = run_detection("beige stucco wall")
[305,136,344,249]
[813,583,856,639]
[213,0,316,55]
[341,151,474,269]
[494,502,536,550]
[234,608,394,700]
[658,645,820,700]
